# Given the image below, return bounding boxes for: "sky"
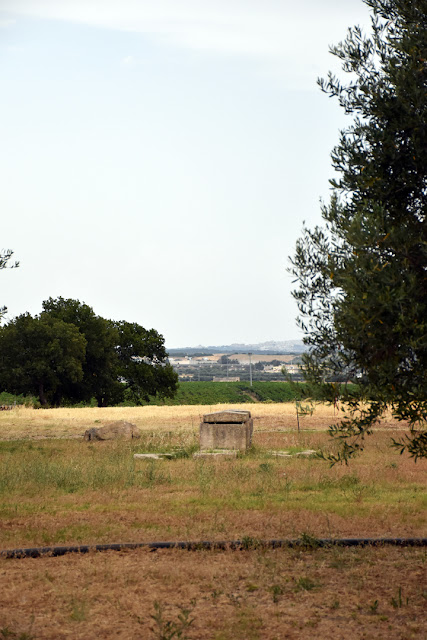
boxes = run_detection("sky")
[0,0,372,348]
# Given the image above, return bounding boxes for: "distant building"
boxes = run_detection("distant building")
[285,364,302,375]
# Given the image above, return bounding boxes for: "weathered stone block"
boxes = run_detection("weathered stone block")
[199,419,253,451]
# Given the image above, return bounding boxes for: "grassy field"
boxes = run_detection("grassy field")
[0,404,425,639]
[149,381,304,405]
[0,381,357,408]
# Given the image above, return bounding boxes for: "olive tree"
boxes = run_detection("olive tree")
[290,0,427,461]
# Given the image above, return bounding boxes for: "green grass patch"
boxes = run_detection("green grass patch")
[0,434,425,547]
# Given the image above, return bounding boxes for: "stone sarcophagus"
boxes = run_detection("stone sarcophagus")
[199,410,253,451]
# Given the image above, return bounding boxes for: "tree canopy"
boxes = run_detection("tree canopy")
[0,313,86,406]
[0,297,178,407]
[290,0,427,461]
[41,297,120,406]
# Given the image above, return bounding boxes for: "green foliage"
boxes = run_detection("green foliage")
[369,599,379,614]
[295,576,318,592]
[290,0,427,461]
[299,532,321,550]
[114,320,177,404]
[391,586,409,608]
[0,392,35,407]
[150,601,195,640]
[218,355,239,365]
[42,297,121,406]
[268,584,283,603]
[0,297,178,407]
[0,313,86,406]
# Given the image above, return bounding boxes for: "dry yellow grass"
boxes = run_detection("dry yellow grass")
[0,402,405,440]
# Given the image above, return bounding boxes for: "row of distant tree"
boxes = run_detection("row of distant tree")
[0,297,178,407]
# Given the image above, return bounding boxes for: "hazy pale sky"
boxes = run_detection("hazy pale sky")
[1,0,371,347]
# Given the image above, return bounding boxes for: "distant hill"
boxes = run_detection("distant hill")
[168,340,307,356]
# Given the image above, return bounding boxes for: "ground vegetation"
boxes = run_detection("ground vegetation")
[0,404,424,638]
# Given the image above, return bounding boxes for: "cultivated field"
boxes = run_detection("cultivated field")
[0,404,425,639]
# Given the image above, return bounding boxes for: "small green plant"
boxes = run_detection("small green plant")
[150,601,195,640]
[299,532,321,549]
[227,593,242,607]
[0,628,34,639]
[143,461,171,488]
[331,600,340,609]
[296,577,318,591]
[269,584,283,603]
[70,598,88,622]
[391,586,408,609]
[197,461,214,495]
[369,600,379,613]
[240,536,261,550]
[294,401,314,432]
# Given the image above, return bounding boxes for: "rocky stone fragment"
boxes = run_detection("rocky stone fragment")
[84,421,141,441]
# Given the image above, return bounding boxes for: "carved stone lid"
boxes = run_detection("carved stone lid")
[202,410,251,424]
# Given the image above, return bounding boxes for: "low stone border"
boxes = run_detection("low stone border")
[133,453,177,460]
[193,450,238,459]
[133,449,318,461]
[269,449,317,458]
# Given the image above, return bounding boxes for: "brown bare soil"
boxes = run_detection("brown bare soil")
[0,546,425,639]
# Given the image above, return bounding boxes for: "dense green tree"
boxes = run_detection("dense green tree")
[41,298,178,406]
[0,297,178,407]
[290,0,427,461]
[0,314,86,405]
[41,297,120,406]
[114,320,178,404]
[218,355,239,365]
